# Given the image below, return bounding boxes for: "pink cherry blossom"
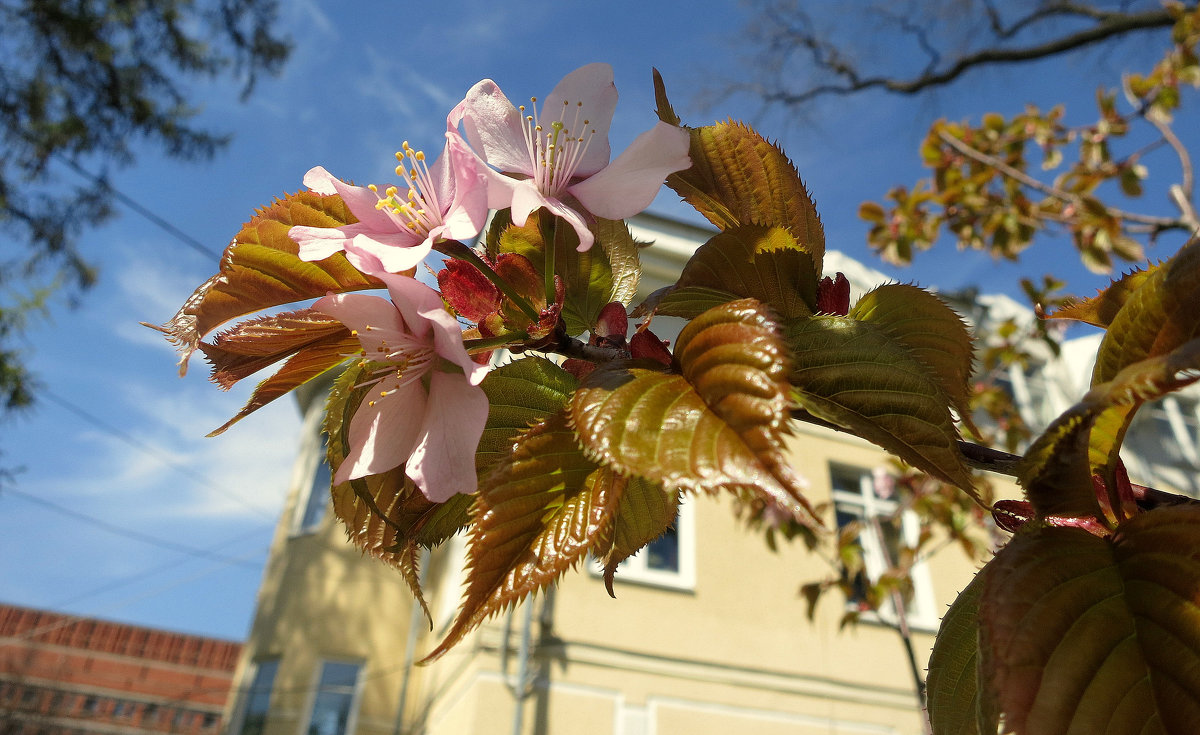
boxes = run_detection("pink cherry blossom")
[313,273,489,502]
[290,127,488,276]
[455,63,691,251]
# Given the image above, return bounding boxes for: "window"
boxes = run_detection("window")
[593,501,696,591]
[829,464,936,629]
[233,659,279,735]
[295,434,332,534]
[304,661,363,735]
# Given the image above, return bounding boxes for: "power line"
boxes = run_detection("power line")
[0,486,264,568]
[41,389,280,520]
[56,156,223,260]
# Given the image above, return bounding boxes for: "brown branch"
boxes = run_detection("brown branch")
[760,7,1178,107]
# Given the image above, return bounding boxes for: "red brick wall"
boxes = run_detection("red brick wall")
[0,603,242,735]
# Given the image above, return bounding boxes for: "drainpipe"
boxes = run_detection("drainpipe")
[392,549,430,735]
[509,601,535,735]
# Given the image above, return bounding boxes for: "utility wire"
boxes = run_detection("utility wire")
[41,389,280,520]
[56,156,223,260]
[1,486,264,568]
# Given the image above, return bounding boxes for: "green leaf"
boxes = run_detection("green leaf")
[786,315,975,493]
[476,356,578,478]
[671,225,818,319]
[1050,264,1164,328]
[598,479,680,596]
[424,412,623,662]
[847,284,976,431]
[980,509,1200,735]
[1093,237,1200,386]
[202,309,359,436]
[151,190,381,374]
[574,304,819,529]
[652,285,742,319]
[666,121,825,273]
[928,571,998,735]
[497,213,634,335]
[1018,338,1200,523]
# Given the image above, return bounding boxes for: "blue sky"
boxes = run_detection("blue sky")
[0,1,1191,641]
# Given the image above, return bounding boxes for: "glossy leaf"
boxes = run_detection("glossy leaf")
[1049,264,1163,328]
[652,285,741,319]
[574,320,818,527]
[665,121,825,273]
[928,571,998,735]
[1093,236,1200,386]
[425,412,623,662]
[786,315,975,492]
[202,309,360,436]
[980,508,1200,735]
[476,356,579,477]
[153,190,381,374]
[598,479,680,596]
[848,284,976,429]
[671,225,817,319]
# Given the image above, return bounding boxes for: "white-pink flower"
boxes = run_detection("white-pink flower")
[290,127,488,276]
[314,273,489,502]
[455,63,691,251]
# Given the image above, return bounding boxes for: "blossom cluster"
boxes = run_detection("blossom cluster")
[290,63,691,502]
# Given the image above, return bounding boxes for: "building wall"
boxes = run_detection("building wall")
[0,603,240,735]
[225,211,1200,735]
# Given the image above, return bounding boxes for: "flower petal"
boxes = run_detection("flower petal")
[301,166,396,231]
[336,377,427,484]
[459,80,533,176]
[543,63,616,176]
[312,292,406,355]
[407,370,489,501]
[346,233,432,275]
[568,121,691,220]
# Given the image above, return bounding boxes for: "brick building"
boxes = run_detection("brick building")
[0,603,242,735]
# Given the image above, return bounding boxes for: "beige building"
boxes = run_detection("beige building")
[221,214,1199,735]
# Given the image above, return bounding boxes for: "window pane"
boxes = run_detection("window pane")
[645,524,679,572]
[299,435,332,532]
[307,662,361,735]
[239,659,279,735]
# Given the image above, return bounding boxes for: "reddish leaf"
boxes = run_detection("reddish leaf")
[151,190,381,374]
[438,258,500,322]
[424,413,623,662]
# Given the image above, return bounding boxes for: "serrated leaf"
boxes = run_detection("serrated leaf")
[980,509,1200,735]
[928,571,998,735]
[573,353,818,527]
[848,284,976,431]
[599,479,680,595]
[671,225,817,319]
[202,309,359,436]
[152,191,381,374]
[666,121,825,272]
[1050,264,1163,328]
[424,413,623,662]
[323,362,471,623]
[476,356,578,477]
[1018,338,1200,522]
[595,217,642,307]
[786,315,975,492]
[1093,237,1200,386]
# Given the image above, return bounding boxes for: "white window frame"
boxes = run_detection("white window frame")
[591,501,696,592]
[300,659,364,735]
[829,464,938,630]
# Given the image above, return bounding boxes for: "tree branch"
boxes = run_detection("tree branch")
[758,7,1178,107]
